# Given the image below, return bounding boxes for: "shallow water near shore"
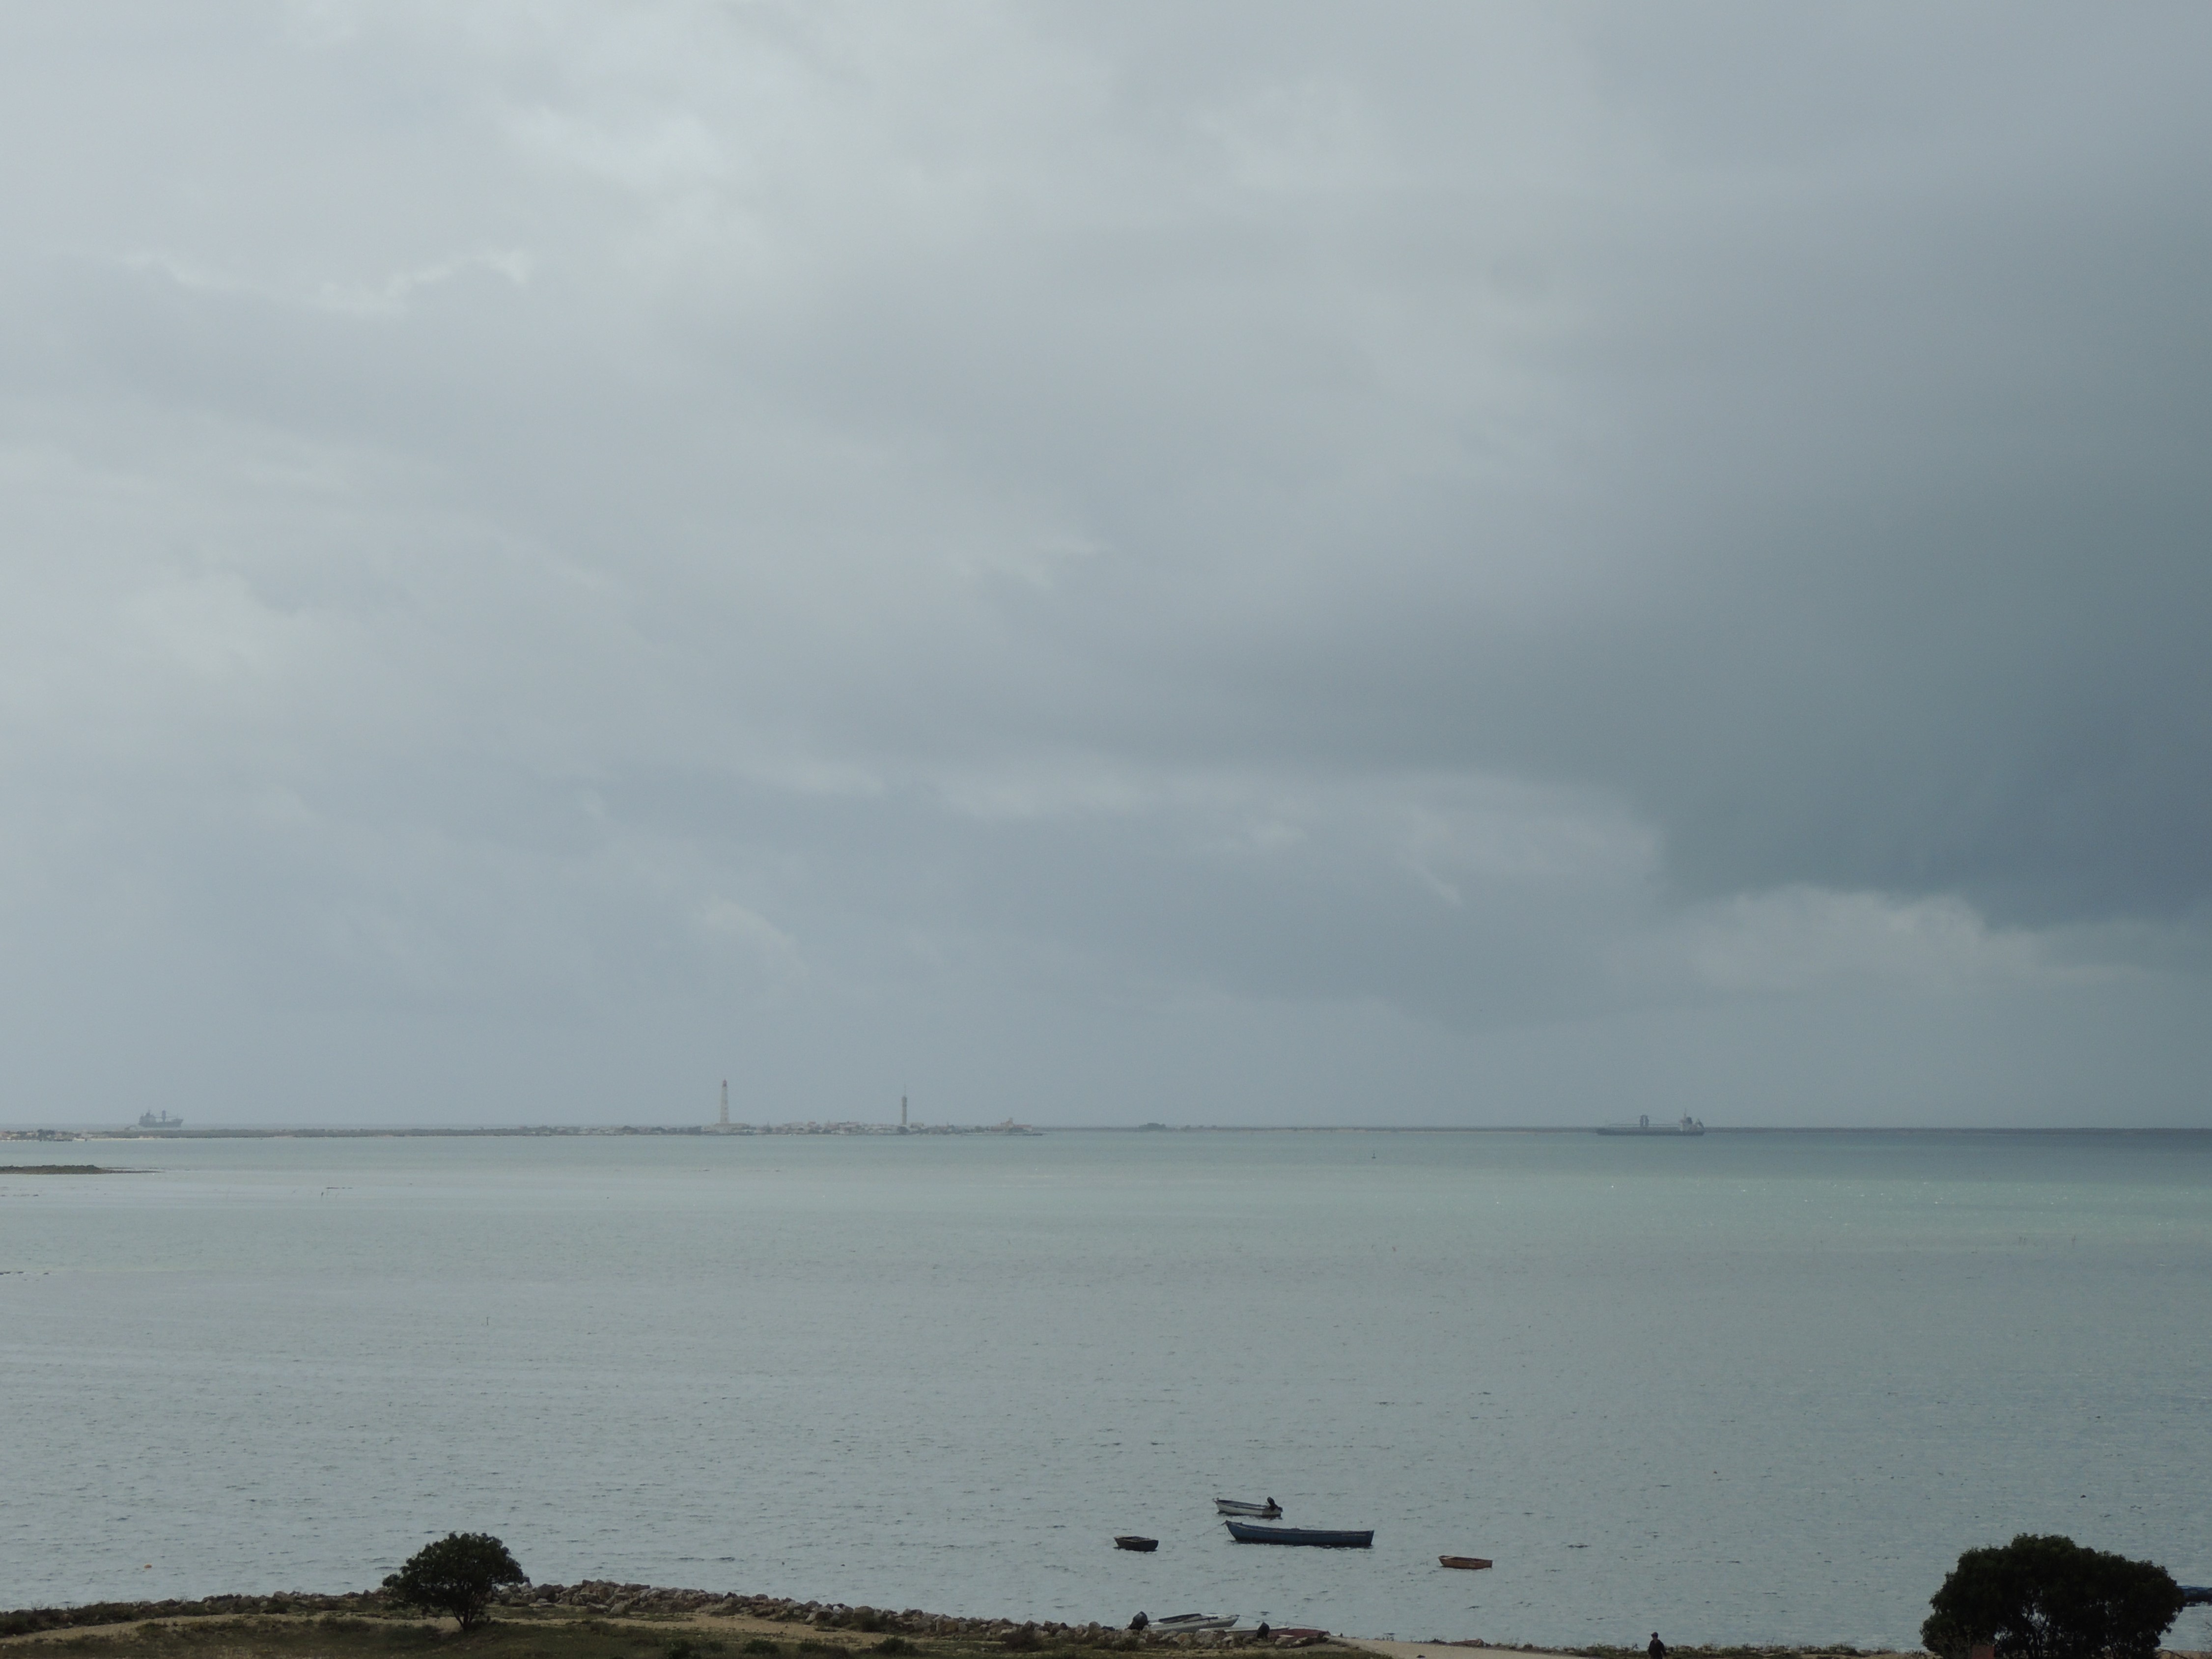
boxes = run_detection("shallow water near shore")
[5,1129,2211,1650]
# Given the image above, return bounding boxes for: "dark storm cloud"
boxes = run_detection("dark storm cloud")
[899,2,2212,931]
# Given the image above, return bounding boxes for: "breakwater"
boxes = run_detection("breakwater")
[494,1584,1323,1644]
[0,1586,1331,1649]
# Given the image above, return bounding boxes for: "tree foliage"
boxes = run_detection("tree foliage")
[1923,1535,2183,1659]
[382,1533,527,1632]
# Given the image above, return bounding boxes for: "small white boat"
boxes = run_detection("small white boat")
[1153,1615,1238,1632]
[1213,1497,1282,1518]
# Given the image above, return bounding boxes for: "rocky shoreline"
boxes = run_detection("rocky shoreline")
[0,1586,1332,1649]
[32,1586,2168,1659]
[492,1584,1330,1646]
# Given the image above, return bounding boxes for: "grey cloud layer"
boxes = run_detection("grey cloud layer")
[2,2,2207,1123]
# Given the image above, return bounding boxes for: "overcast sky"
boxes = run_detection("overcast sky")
[4,2,2209,1128]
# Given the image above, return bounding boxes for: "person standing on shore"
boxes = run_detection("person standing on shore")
[1648,1634,1666,1659]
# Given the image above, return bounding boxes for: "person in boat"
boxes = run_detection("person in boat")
[1649,1634,1666,1659]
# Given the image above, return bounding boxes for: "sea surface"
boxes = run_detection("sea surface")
[4,1130,2210,1649]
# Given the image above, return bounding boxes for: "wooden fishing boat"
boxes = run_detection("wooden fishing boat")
[1213,1498,1283,1518]
[1224,1520,1372,1547]
[1438,1555,1492,1571]
[1114,1535,1159,1552]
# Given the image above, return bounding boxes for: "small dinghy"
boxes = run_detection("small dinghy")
[1439,1555,1492,1571]
[1152,1615,1237,1632]
[1115,1535,1159,1552]
[1224,1520,1372,1548]
[1214,1497,1283,1518]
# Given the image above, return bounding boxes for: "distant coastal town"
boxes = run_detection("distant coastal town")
[0,1084,1043,1140]
[2,1099,1044,1139]
[707,1118,1043,1137]
[1,1120,1043,1141]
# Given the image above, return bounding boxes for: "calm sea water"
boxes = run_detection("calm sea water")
[4,1130,2210,1649]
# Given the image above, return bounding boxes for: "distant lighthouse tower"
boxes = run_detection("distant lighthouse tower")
[719,1080,730,1128]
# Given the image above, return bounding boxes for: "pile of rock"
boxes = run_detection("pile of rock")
[0,1592,384,1639]
[504,1589,1325,1648]
[4,1585,1335,1651]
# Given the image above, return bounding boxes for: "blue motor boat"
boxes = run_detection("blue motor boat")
[1224,1520,1373,1547]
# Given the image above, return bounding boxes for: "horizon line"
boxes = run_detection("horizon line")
[9,1122,2212,1137]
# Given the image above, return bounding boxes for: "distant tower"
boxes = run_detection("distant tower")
[901,1095,908,1128]
[720,1080,730,1128]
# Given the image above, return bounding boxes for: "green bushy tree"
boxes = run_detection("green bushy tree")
[382,1532,528,1632]
[1923,1534,2183,1659]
